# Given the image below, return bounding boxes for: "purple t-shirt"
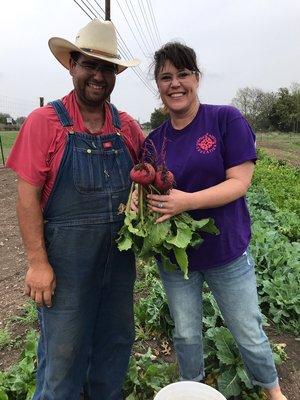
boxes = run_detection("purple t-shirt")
[145,104,257,270]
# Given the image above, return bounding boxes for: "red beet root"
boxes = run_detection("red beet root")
[130,163,156,186]
[154,169,174,193]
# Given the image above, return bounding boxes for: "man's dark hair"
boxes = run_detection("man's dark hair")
[152,42,202,80]
[70,51,81,62]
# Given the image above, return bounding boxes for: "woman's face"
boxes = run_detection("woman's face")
[156,60,200,116]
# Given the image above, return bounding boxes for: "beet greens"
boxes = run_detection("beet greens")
[117,141,219,279]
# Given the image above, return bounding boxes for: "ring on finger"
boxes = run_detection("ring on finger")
[157,202,164,209]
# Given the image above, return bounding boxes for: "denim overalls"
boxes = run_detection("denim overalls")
[33,100,136,400]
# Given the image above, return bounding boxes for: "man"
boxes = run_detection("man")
[7,19,144,399]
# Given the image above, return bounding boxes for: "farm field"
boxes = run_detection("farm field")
[0,134,299,399]
[256,132,300,167]
[0,132,18,161]
[1,130,299,168]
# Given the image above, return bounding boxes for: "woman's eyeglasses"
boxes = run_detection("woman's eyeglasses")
[157,70,197,85]
[73,60,116,75]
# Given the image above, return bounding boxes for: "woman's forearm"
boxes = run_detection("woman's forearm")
[188,177,249,210]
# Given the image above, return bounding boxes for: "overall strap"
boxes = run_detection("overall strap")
[108,102,121,131]
[49,100,73,127]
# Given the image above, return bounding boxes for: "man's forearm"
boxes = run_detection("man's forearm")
[17,185,48,267]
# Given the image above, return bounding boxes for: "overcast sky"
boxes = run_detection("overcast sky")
[1,0,299,122]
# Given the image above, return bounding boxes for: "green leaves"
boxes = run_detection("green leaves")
[165,223,192,248]
[217,366,242,397]
[117,184,219,279]
[0,330,38,398]
[248,175,300,334]
[0,389,9,400]
[173,247,188,279]
[124,349,177,399]
[204,327,255,397]
[213,328,237,365]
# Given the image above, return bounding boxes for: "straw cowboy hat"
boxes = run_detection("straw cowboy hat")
[48,19,140,74]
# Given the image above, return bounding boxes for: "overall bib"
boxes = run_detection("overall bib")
[33,100,135,400]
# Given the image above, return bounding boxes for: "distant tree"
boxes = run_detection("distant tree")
[231,87,276,130]
[142,122,151,130]
[269,88,297,132]
[150,107,169,129]
[141,122,151,135]
[0,113,12,124]
[232,83,300,132]
[232,87,254,118]
[289,83,300,132]
[255,91,277,130]
[15,116,26,126]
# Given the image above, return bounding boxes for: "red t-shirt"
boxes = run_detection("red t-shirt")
[7,91,145,209]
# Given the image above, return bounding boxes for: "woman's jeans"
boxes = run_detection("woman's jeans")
[158,252,279,389]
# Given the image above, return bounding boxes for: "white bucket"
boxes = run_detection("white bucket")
[153,381,226,400]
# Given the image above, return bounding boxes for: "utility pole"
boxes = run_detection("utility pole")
[0,135,5,165]
[106,0,111,102]
[105,0,110,21]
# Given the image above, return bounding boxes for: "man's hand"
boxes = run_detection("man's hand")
[131,189,139,212]
[25,262,56,308]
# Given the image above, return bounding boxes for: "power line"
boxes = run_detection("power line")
[88,4,156,94]
[115,0,148,58]
[73,0,93,19]
[83,0,101,17]
[146,0,162,46]
[72,0,156,95]
[126,0,154,54]
[0,94,38,118]
[116,37,156,95]
[137,0,157,51]
[91,0,105,15]
[79,0,98,18]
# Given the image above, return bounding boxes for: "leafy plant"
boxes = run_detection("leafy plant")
[124,349,177,399]
[0,328,12,350]
[252,150,300,216]
[202,290,224,330]
[203,327,254,397]
[0,330,37,399]
[203,326,286,399]
[118,184,219,279]
[247,159,300,334]
[12,301,38,325]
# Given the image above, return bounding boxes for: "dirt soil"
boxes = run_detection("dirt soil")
[0,167,299,399]
[256,140,300,168]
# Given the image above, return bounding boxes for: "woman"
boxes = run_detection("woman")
[144,42,286,400]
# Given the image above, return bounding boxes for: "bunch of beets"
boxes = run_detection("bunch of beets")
[117,144,219,279]
[130,162,174,195]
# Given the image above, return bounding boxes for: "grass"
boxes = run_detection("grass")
[0,328,12,350]
[11,301,38,325]
[0,131,18,163]
[257,131,300,149]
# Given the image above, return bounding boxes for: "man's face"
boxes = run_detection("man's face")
[69,54,116,107]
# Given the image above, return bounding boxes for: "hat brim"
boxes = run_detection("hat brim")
[48,37,140,74]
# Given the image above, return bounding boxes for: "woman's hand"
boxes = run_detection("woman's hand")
[147,189,192,223]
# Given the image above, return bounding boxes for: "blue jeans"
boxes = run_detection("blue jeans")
[33,223,136,400]
[158,252,279,389]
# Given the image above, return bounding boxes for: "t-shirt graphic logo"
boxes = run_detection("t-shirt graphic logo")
[196,133,217,154]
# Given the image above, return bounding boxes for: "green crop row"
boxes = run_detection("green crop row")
[0,151,298,399]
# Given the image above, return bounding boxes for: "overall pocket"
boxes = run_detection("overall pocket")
[102,148,132,191]
[73,147,104,193]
